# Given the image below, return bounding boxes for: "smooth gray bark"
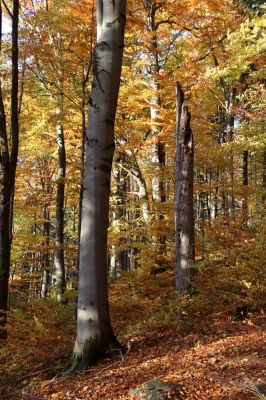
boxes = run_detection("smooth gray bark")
[76,74,87,277]
[109,157,125,278]
[54,107,66,303]
[175,82,195,292]
[144,0,165,203]
[40,201,50,298]
[74,82,87,320]
[116,139,148,199]
[143,1,166,258]
[71,0,127,370]
[123,150,149,220]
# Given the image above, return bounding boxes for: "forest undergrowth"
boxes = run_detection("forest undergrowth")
[0,219,266,400]
[1,225,265,400]
[1,313,265,400]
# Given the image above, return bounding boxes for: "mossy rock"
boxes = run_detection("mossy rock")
[128,379,180,399]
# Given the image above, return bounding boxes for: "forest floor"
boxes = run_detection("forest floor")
[0,273,265,400]
[1,315,265,399]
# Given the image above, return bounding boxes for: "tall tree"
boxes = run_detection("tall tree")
[22,0,94,301]
[263,149,266,204]
[71,0,127,370]
[54,102,66,303]
[143,0,165,204]
[242,150,249,225]
[175,82,195,292]
[0,0,19,338]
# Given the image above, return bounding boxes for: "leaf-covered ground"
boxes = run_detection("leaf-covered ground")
[1,313,265,400]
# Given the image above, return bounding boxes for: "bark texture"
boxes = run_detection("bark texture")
[0,0,19,339]
[40,203,50,298]
[109,156,126,278]
[143,1,166,258]
[175,82,195,292]
[144,0,165,204]
[54,108,66,303]
[72,0,127,370]
[123,150,149,220]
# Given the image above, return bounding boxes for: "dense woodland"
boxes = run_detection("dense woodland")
[0,0,265,399]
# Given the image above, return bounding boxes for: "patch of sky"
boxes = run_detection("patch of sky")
[2,16,11,34]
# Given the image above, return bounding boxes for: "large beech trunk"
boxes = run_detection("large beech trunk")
[0,0,19,339]
[71,0,127,370]
[74,85,87,320]
[175,82,195,292]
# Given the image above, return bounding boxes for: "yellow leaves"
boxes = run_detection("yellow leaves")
[34,315,45,330]
[241,280,252,289]
[205,12,266,82]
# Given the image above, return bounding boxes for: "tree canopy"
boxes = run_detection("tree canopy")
[0,0,265,398]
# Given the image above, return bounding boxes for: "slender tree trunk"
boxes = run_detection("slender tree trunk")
[109,161,121,278]
[254,150,259,215]
[122,150,149,220]
[143,1,166,257]
[0,3,10,328]
[224,88,235,221]
[71,0,127,371]
[263,148,266,204]
[41,269,49,298]
[213,55,236,223]
[9,0,19,241]
[130,154,149,220]
[219,78,236,222]
[175,82,195,292]
[0,0,19,339]
[0,86,11,338]
[109,154,128,277]
[54,106,66,303]
[117,151,149,267]
[110,247,117,278]
[44,0,48,11]
[214,170,219,218]
[242,150,248,226]
[40,204,50,298]
[150,80,164,203]
[146,1,165,204]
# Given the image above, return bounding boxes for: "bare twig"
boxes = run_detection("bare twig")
[2,0,12,19]
[16,367,51,382]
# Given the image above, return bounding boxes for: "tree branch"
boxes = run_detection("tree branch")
[155,18,174,30]
[2,0,12,19]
